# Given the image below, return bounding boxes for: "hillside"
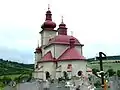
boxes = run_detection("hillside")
[0,59,34,76]
[87,55,120,71]
[88,62,120,71]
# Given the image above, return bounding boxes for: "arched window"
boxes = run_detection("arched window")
[46,71,50,79]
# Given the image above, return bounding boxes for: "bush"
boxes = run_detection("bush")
[92,68,100,77]
[1,76,12,85]
[117,70,120,77]
[94,80,101,88]
[107,69,116,77]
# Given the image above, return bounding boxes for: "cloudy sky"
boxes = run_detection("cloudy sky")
[0,0,120,64]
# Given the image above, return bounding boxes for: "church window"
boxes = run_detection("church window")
[36,64,38,68]
[67,64,72,72]
[46,71,50,79]
[77,71,82,76]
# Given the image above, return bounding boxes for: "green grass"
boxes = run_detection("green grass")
[0,82,4,90]
[0,59,34,76]
[88,62,120,71]
[0,74,19,79]
[0,87,3,90]
[0,74,30,80]
[0,74,31,89]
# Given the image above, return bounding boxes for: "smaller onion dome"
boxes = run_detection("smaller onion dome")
[34,42,42,53]
[58,16,67,35]
[34,47,42,54]
[41,6,56,29]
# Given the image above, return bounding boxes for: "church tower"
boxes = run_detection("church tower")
[40,5,57,46]
[34,42,42,69]
[58,16,67,35]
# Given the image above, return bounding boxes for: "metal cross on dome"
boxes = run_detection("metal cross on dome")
[48,4,50,10]
[61,16,64,23]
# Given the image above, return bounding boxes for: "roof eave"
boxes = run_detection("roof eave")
[37,60,56,63]
[57,59,86,61]
[44,42,82,49]
[39,29,57,33]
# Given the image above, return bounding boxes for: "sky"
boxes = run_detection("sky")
[0,0,120,64]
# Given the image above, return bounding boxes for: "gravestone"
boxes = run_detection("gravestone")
[109,76,120,90]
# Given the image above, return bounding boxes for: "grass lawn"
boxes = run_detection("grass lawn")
[0,82,4,90]
[0,74,19,80]
[0,74,30,80]
[0,87,3,90]
[0,74,30,89]
[88,62,120,71]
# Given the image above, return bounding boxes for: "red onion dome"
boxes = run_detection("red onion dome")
[34,47,42,54]
[59,23,66,28]
[41,20,56,29]
[41,9,56,29]
[58,16,67,35]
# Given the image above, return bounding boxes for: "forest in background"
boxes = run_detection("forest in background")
[0,58,34,76]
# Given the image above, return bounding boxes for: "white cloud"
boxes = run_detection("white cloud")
[0,0,120,63]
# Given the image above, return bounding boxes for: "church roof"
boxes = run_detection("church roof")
[58,47,85,61]
[49,35,81,45]
[41,51,55,62]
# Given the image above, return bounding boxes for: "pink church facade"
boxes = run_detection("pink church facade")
[33,7,87,80]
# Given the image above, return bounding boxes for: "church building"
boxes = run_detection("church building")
[33,7,87,80]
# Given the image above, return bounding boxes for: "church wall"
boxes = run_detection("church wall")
[33,71,40,79]
[75,46,82,55]
[41,47,46,57]
[32,72,36,78]
[44,44,68,59]
[34,53,42,69]
[58,60,87,78]
[40,30,56,46]
[37,71,44,79]
[44,45,54,57]
[55,45,68,59]
[56,71,62,79]
[43,62,56,80]
[38,63,44,79]
[35,53,42,61]
[34,55,37,69]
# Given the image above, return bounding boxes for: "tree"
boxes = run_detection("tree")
[14,77,20,84]
[94,80,101,88]
[27,72,33,82]
[92,68,100,77]
[1,76,12,85]
[107,69,116,77]
[117,70,120,77]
